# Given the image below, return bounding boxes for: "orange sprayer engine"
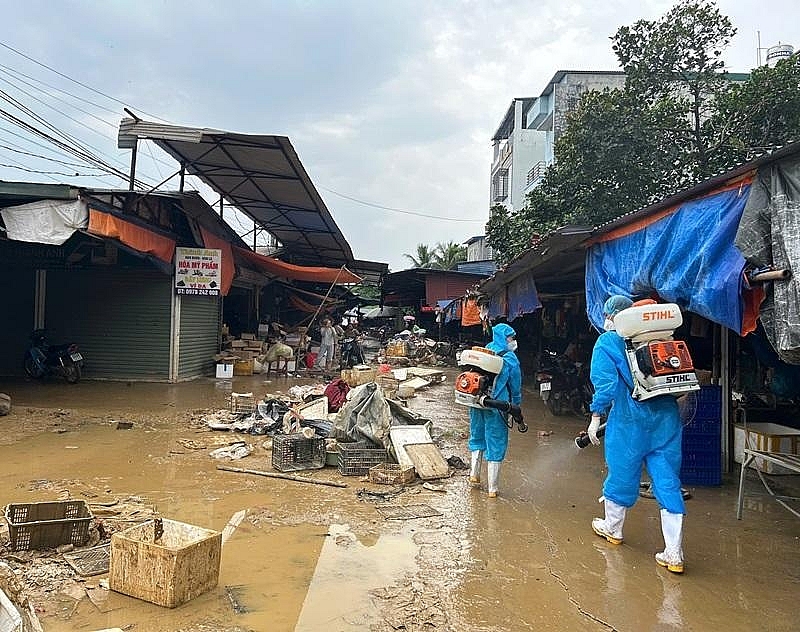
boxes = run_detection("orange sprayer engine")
[614,302,700,401]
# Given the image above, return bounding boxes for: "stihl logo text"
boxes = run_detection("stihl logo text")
[642,310,676,321]
[665,374,693,383]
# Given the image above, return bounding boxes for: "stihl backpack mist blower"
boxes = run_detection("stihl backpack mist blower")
[454,347,527,432]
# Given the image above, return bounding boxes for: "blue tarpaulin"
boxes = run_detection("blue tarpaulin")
[507,270,542,322]
[585,186,751,332]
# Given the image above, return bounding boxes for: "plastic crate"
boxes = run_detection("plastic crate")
[338,441,389,476]
[369,463,415,485]
[5,500,93,551]
[696,385,721,404]
[228,392,255,415]
[680,432,721,486]
[272,433,325,472]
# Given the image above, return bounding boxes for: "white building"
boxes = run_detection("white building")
[490,70,626,213]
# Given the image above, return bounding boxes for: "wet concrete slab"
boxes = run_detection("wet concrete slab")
[0,375,798,631]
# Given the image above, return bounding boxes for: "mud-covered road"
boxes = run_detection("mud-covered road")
[0,373,798,632]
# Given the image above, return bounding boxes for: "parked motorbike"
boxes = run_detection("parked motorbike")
[339,335,366,369]
[24,329,84,384]
[535,350,592,417]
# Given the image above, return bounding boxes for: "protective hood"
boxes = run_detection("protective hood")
[487,323,516,354]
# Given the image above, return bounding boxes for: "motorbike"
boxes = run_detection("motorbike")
[535,350,592,417]
[339,335,366,369]
[24,329,84,383]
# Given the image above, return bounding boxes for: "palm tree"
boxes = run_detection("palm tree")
[432,241,467,270]
[403,244,436,269]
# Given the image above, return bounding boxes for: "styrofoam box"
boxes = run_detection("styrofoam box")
[215,363,234,379]
[733,423,800,475]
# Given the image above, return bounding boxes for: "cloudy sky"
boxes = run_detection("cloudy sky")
[0,0,797,271]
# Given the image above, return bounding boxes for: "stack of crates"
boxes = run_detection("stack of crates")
[680,385,722,485]
[272,433,325,472]
[338,441,389,476]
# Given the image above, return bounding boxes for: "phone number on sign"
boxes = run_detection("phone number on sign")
[177,288,219,296]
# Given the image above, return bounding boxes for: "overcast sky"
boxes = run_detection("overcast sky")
[0,0,797,272]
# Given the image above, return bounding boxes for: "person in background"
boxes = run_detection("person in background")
[468,322,522,498]
[586,295,686,574]
[315,318,337,371]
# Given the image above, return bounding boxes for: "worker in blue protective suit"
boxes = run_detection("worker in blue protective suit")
[468,323,522,498]
[586,295,686,574]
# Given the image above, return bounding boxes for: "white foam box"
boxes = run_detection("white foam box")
[733,422,800,474]
[109,519,221,608]
[215,363,234,379]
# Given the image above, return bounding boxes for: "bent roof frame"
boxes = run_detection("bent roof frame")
[118,118,354,267]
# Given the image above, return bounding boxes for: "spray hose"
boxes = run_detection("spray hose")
[575,423,606,449]
[479,397,528,433]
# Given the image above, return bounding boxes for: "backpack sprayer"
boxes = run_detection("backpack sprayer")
[455,347,528,432]
[574,301,699,449]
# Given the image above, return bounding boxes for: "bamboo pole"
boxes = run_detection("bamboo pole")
[217,465,347,488]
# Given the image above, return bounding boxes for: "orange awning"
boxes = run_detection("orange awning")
[200,227,235,296]
[233,246,361,283]
[88,208,175,264]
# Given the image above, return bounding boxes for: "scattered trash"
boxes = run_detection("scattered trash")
[538,430,553,437]
[376,504,442,520]
[446,455,468,470]
[221,510,247,546]
[209,442,253,460]
[115,421,133,430]
[218,465,348,488]
[0,393,10,416]
[356,487,406,503]
[422,482,446,493]
[225,585,248,614]
[63,543,110,577]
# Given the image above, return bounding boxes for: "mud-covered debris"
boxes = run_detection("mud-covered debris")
[446,455,467,469]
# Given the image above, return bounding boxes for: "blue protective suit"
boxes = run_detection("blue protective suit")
[589,330,685,514]
[468,323,522,462]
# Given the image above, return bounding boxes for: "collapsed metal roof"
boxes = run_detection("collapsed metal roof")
[118,118,354,268]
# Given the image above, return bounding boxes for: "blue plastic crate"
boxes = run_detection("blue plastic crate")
[696,385,721,404]
[680,466,721,486]
[680,431,721,485]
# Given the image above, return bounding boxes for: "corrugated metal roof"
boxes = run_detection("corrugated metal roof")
[118,118,355,267]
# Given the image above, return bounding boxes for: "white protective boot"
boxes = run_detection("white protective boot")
[487,461,501,498]
[469,450,483,488]
[592,498,626,545]
[655,509,684,573]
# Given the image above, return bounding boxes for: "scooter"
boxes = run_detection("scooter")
[24,329,84,383]
[339,335,366,369]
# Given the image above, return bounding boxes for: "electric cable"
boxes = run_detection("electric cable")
[318,185,485,222]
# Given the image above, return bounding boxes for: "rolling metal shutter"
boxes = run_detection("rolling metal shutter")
[178,294,220,379]
[46,268,172,380]
[0,270,35,376]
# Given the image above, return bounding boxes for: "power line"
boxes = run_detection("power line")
[0,142,106,170]
[0,161,108,177]
[318,185,485,222]
[0,40,169,122]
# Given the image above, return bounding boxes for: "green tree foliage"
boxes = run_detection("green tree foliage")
[432,241,467,270]
[486,0,800,264]
[403,243,436,268]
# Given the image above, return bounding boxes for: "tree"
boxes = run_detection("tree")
[487,0,800,263]
[432,241,467,270]
[403,244,436,268]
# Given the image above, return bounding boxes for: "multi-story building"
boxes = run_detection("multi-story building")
[489,70,626,212]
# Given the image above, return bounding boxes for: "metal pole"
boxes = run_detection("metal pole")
[721,326,730,473]
[179,163,185,192]
[128,139,138,191]
[219,195,224,219]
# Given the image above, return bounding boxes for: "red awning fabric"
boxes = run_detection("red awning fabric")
[200,227,235,296]
[88,208,175,264]
[233,246,361,283]
[461,298,482,327]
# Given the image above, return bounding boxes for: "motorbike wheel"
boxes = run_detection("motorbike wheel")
[545,393,564,416]
[23,355,43,379]
[63,363,81,384]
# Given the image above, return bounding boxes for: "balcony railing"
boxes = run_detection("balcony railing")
[526,161,546,187]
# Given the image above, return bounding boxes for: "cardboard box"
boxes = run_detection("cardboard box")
[109,519,221,608]
[215,363,234,379]
[734,423,800,474]
[241,333,256,341]
[233,359,254,376]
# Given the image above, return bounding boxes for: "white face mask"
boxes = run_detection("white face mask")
[507,340,518,352]
[603,317,615,331]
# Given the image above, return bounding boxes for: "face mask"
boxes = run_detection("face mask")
[507,340,518,352]
[603,318,615,331]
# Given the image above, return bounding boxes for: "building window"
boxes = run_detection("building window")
[492,169,509,202]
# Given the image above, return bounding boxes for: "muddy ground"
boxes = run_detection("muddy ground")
[0,373,798,632]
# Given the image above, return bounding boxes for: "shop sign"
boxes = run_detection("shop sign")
[175,247,221,296]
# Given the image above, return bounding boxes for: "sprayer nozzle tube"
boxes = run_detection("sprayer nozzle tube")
[575,423,606,449]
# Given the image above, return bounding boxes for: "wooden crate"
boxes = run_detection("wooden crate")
[109,519,221,608]
[341,366,376,387]
[233,359,254,376]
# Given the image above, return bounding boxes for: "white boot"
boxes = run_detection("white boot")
[592,498,626,545]
[487,461,501,498]
[655,509,684,573]
[469,450,483,488]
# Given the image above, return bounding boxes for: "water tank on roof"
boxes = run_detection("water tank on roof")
[766,44,795,67]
